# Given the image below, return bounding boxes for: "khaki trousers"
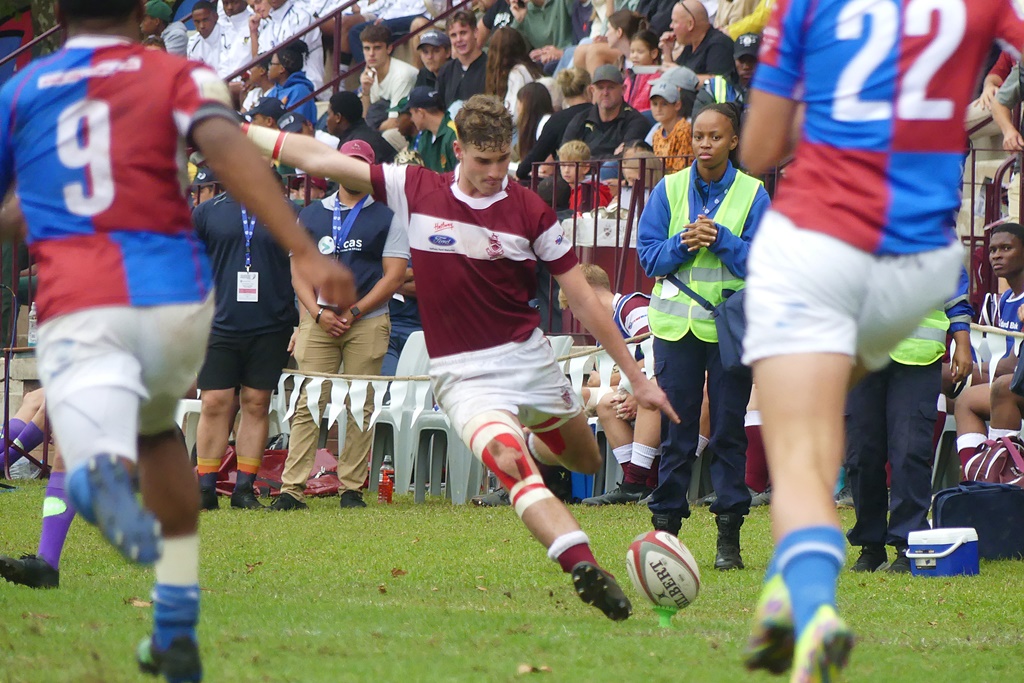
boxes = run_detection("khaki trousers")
[282,313,391,499]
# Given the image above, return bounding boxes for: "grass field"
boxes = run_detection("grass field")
[2,481,1024,683]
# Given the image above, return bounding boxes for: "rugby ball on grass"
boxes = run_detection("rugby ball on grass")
[625,530,700,609]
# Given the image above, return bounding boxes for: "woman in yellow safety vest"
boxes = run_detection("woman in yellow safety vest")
[636,102,770,571]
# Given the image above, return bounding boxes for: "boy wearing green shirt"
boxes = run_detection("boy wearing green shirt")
[403,87,459,174]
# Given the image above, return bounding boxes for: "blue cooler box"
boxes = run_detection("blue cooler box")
[906,528,979,577]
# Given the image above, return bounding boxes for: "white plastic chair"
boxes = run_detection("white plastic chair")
[175,398,203,456]
[369,331,429,496]
[547,334,575,372]
[407,380,484,505]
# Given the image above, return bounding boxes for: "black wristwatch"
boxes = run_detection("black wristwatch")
[350,306,362,319]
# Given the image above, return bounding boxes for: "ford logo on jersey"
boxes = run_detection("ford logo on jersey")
[429,235,457,247]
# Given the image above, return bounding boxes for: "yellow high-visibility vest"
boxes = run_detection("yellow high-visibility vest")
[649,167,761,342]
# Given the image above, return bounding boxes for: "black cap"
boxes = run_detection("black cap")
[417,30,450,49]
[734,33,761,59]
[191,166,217,187]
[278,111,309,133]
[401,86,443,113]
[244,97,286,122]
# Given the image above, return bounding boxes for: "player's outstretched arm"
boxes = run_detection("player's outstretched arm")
[192,117,357,308]
[740,89,800,176]
[242,123,373,194]
[555,265,681,424]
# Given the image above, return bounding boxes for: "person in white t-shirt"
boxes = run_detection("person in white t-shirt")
[358,23,418,125]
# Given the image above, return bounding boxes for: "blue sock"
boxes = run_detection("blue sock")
[777,526,846,636]
[152,584,200,651]
[198,472,217,489]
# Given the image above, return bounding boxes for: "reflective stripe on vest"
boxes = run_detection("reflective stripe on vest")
[889,308,950,366]
[649,167,761,342]
[713,78,730,103]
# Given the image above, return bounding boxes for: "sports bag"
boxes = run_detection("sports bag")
[665,273,748,375]
[962,435,1024,487]
[932,482,1024,559]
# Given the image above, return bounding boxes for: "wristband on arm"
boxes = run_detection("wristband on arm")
[242,122,289,162]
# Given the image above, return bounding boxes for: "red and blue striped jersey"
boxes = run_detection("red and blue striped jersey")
[754,0,1024,254]
[0,36,236,323]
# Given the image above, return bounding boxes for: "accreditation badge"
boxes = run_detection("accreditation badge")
[318,236,336,254]
[237,271,259,302]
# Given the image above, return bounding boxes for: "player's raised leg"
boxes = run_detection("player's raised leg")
[463,410,631,621]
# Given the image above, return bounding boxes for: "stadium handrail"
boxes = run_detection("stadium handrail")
[287,0,474,114]
[224,0,361,84]
[0,25,62,69]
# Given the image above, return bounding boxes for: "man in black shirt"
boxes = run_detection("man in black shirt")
[325,91,396,164]
[664,0,735,79]
[413,29,451,91]
[193,170,298,510]
[561,65,651,160]
[436,10,487,109]
[478,0,514,44]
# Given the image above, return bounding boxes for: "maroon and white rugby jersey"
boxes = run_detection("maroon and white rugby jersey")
[370,164,577,357]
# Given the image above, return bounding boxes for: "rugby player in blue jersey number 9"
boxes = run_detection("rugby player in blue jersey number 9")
[0,1,354,681]
[245,94,680,621]
[738,0,1024,681]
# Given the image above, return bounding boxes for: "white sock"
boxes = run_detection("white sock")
[547,530,589,562]
[612,444,632,465]
[630,443,658,469]
[956,433,986,452]
[155,534,199,586]
[696,434,710,457]
[988,427,1017,440]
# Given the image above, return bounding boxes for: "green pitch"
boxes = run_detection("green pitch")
[1,481,1023,682]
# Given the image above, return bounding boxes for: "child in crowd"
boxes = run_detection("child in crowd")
[624,30,661,113]
[558,140,612,214]
[646,68,700,174]
[611,140,663,208]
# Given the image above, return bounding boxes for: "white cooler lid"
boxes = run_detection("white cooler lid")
[909,527,978,544]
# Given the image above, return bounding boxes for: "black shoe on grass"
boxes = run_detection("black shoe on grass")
[268,492,307,511]
[0,554,59,588]
[138,635,202,683]
[571,561,632,621]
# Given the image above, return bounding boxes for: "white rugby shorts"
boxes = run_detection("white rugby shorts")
[430,328,583,436]
[36,297,214,436]
[742,211,963,371]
